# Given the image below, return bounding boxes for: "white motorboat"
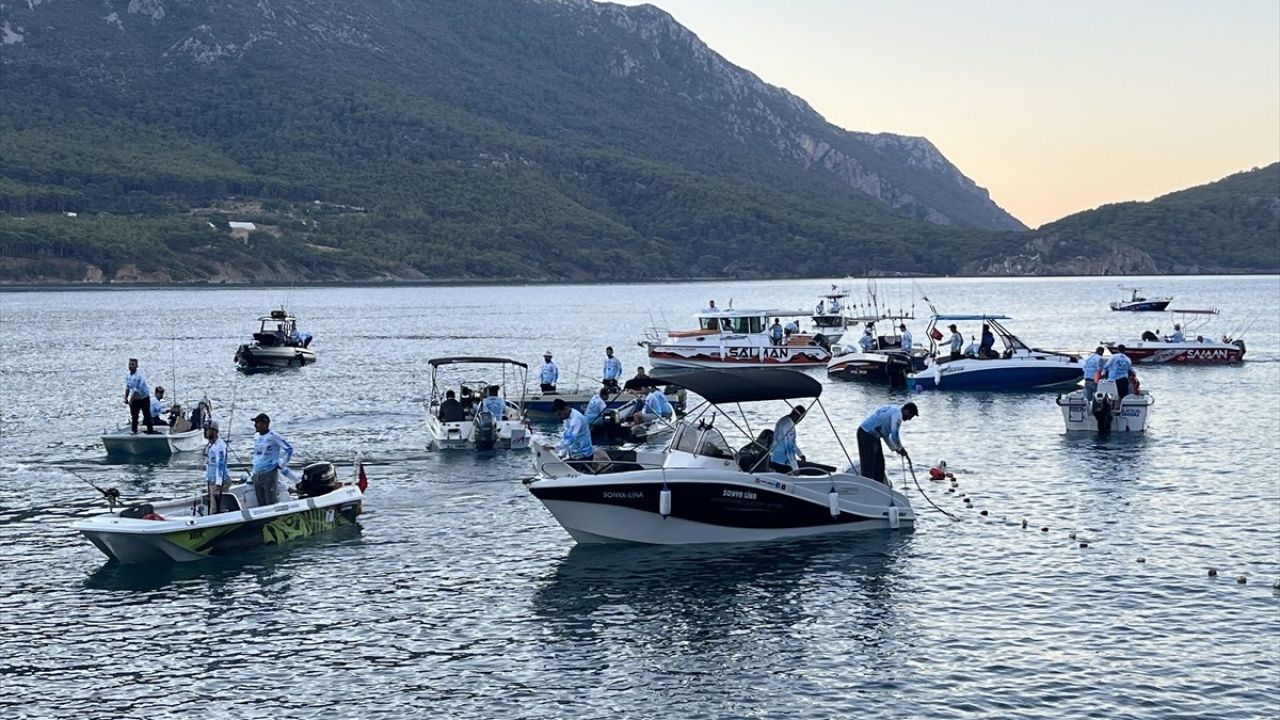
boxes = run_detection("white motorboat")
[234,309,316,372]
[524,385,686,423]
[1109,287,1172,312]
[101,398,213,458]
[525,368,916,545]
[827,315,926,386]
[1103,309,1246,364]
[641,307,832,368]
[426,356,531,451]
[73,461,365,564]
[1057,379,1154,433]
[907,310,1081,392]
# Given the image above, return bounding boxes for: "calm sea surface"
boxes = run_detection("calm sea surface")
[1,275,1278,719]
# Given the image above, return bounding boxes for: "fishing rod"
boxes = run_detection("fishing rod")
[66,469,122,509]
[902,452,960,522]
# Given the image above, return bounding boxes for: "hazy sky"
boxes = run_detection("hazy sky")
[616,0,1280,228]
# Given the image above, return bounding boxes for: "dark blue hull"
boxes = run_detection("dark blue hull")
[910,362,1082,392]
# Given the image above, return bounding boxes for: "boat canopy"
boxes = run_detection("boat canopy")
[696,308,811,318]
[650,368,822,403]
[624,376,665,391]
[931,314,1012,321]
[428,356,529,369]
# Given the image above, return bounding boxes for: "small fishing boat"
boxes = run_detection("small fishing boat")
[1110,287,1172,312]
[811,286,853,331]
[426,356,531,451]
[73,461,366,564]
[101,398,213,458]
[1103,309,1246,364]
[234,309,316,372]
[523,386,686,423]
[826,316,926,386]
[525,368,915,545]
[1057,379,1153,434]
[642,307,831,368]
[907,310,1081,392]
[586,376,679,446]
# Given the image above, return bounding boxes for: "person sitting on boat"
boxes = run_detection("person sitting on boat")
[1083,347,1105,400]
[148,386,170,426]
[204,421,232,513]
[640,386,674,422]
[979,324,998,359]
[552,399,594,468]
[899,324,913,353]
[947,324,964,361]
[585,388,608,427]
[123,358,155,435]
[632,366,648,382]
[602,347,623,391]
[858,327,875,353]
[784,319,799,337]
[539,352,559,393]
[1105,345,1133,399]
[249,413,294,507]
[438,390,465,422]
[769,405,807,474]
[769,318,784,346]
[459,387,476,418]
[705,300,718,313]
[480,385,506,422]
[856,403,918,484]
[1166,324,1185,343]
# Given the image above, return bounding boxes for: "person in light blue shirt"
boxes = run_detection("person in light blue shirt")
[784,319,800,336]
[856,402,918,483]
[149,386,169,426]
[553,400,594,466]
[204,421,232,513]
[123,358,155,434]
[1082,347,1105,400]
[899,324,913,353]
[584,388,608,426]
[1105,345,1133,399]
[947,324,964,360]
[769,405,806,473]
[539,352,559,392]
[480,385,506,422]
[858,327,875,353]
[641,387,674,422]
[769,318,784,346]
[602,347,623,390]
[250,413,293,506]
[1167,324,1185,343]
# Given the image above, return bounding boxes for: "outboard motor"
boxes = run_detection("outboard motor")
[1233,339,1246,358]
[885,353,911,389]
[298,462,339,498]
[1092,392,1113,434]
[473,411,497,451]
[812,333,831,351]
[1141,330,1159,342]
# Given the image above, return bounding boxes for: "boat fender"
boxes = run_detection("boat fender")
[888,506,900,529]
[659,486,672,518]
[827,489,840,518]
[928,467,946,481]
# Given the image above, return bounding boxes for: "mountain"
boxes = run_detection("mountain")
[0,0,1022,283]
[967,164,1280,275]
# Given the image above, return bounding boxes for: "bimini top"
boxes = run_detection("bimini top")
[696,308,812,319]
[428,356,528,369]
[932,314,1012,322]
[650,368,822,403]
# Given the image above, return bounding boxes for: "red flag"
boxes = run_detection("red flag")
[929,327,944,341]
[357,461,369,493]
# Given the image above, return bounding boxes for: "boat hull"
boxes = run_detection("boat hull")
[527,472,914,545]
[427,416,530,450]
[1110,300,1171,312]
[827,351,925,384]
[235,345,317,372]
[102,428,205,458]
[1057,389,1153,433]
[74,486,363,564]
[1103,341,1244,365]
[648,345,830,368]
[909,357,1082,392]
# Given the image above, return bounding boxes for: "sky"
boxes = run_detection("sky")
[615,0,1280,228]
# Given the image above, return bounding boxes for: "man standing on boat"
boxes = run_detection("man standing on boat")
[1083,347,1106,400]
[552,399,594,468]
[539,352,559,393]
[856,403,918,483]
[204,421,231,513]
[899,324,913,353]
[1105,345,1133,399]
[481,385,506,422]
[249,413,293,507]
[858,326,875,353]
[123,358,155,434]
[769,405,807,474]
[602,347,623,391]
[769,318,784,346]
[947,324,964,360]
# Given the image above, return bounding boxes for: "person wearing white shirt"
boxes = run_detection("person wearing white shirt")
[149,386,170,426]
[552,400,594,467]
[250,413,293,506]
[204,421,232,513]
[601,347,623,390]
[856,403,918,483]
[947,324,964,360]
[584,388,608,426]
[539,352,559,392]
[1167,324,1185,343]
[899,324,913,353]
[640,387,674,422]
[480,385,506,422]
[123,358,155,434]
[858,328,875,353]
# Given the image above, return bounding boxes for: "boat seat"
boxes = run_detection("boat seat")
[736,429,773,473]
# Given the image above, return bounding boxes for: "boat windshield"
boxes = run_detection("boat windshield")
[699,316,763,333]
[259,318,294,334]
[672,423,699,453]
[694,428,733,459]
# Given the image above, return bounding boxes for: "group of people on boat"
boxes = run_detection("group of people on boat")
[203,412,295,514]
[766,401,919,484]
[938,322,1000,360]
[1082,345,1138,399]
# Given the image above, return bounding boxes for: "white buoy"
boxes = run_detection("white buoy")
[828,490,840,518]
[659,487,672,518]
[888,506,900,529]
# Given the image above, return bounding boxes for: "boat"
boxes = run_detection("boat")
[809,281,917,345]
[907,310,1081,391]
[101,398,213,458]
[234,309,316,372]
[826,316,927,386]
[524,368,916,545]
[1110,287,1172,312]
[1057,379,1153,434]
[73,460,366,564]
[425,356,531,451]
[1103,309,1246,364]
[811,286,854,331]
[524,385,687,423]
[586,376,680,446]
[641,307,832,368]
